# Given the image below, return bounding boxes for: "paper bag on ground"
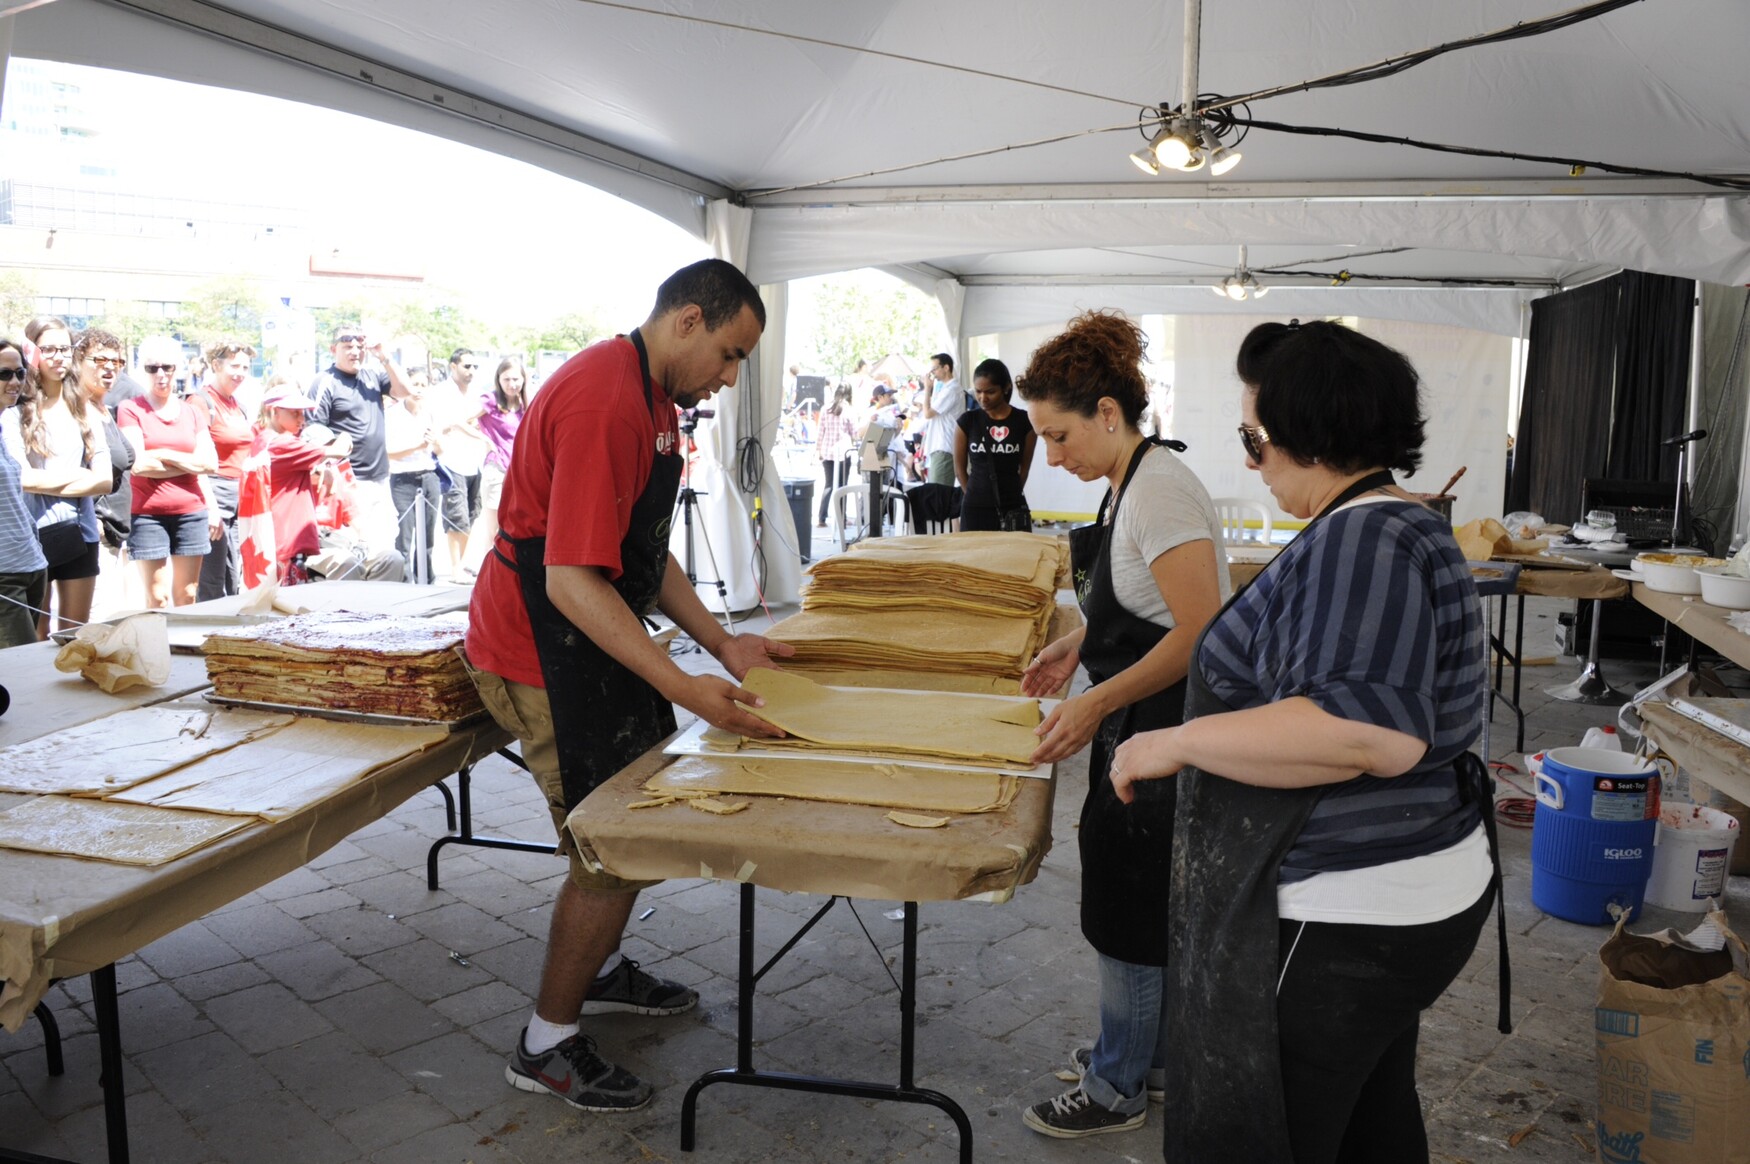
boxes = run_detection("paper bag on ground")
[52,612,171,692]
[1594,909,1750,1163]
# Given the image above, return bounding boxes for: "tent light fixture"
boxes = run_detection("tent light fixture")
[1130,142,1163,175]
[1212,246,1268,301]
[1131,100,1246,179]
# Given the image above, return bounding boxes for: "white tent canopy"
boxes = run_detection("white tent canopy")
[8,0,1749,592]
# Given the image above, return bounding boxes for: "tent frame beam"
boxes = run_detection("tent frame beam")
[92,0,731,203]
[746,176,1732,208]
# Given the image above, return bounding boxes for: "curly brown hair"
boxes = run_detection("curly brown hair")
[1016,310,1150,427]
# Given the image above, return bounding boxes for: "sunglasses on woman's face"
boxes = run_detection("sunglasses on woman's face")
[89,356,126,370]
[1237,422,1271,461]
[143,363,177,374]
[0,367,26,382]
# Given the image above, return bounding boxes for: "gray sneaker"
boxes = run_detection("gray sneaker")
[1022,1086,1146,1139]
[580,958,698,1016]
[1072,1046,1165,1103]
[506,1029,653,1112]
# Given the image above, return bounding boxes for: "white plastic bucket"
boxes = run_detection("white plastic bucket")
[1644,803,1742,910]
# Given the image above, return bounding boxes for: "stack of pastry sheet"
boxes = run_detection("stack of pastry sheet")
[644,754,1021,815]
[203,611,482,721]
[781,532,1065,687]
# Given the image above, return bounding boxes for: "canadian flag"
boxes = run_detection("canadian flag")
[236,430,278,588]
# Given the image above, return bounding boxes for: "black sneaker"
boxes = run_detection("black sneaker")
[580,958,698,1016]
[1071,1045,1166,1103]
[506,1029,653,1112]
[1022,1086,1146,1138]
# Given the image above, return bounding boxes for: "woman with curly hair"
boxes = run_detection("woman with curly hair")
[2,317,112,635]
[1112,320,1500,1163]
[1015,311,1228,1140]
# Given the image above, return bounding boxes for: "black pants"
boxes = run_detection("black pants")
[1275,883,1492,1164]
[817,456,850,523]
[197,475,240,601]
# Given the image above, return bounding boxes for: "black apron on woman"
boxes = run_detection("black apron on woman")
[1162,471,1509,1162]
[1069,437,1188,967]
[492,329,683,810]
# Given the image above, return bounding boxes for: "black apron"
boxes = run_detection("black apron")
[491,330,683,811]
[1162,471,1511,1162]
[1068,437,1188,967]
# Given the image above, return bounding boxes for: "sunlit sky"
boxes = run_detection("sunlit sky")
[3,60,715,326]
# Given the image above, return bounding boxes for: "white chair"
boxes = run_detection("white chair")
[830,482,909,545]
[1213,497,1273,545]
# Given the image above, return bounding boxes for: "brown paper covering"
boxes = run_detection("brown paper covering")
[0,642,213,752]
[1514,565,1628,600]
[569,737,1055,904]
[1634,584,1750,671]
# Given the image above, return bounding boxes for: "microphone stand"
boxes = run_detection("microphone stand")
[1663,429,1707,547]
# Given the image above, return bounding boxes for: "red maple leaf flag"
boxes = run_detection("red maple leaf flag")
[237,430,278,589]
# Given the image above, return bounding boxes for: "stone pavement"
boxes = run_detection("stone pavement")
[4,593,1748,1163]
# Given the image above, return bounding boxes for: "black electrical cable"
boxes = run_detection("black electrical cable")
[1252,265,1557,290]
[1228,115,1750,191]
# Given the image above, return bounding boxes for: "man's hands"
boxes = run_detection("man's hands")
[714,632,796,681]
[672,673,786,739]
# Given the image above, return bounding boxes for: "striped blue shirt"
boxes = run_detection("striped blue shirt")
[0,434,48,574]
[1199,498,1485,880]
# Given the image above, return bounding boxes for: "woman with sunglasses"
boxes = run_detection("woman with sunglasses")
[0,338,49,647]
[1112,320,1497,1163]
[117,335,218,607]
[1014,311,1228,1140]
[3,317,111,636]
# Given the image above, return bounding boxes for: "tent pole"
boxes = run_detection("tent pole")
[1181,0,1201,112]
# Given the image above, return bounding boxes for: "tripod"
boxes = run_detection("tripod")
[675,427,737,634]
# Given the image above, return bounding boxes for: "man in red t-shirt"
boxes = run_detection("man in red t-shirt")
[466,259,791,1114]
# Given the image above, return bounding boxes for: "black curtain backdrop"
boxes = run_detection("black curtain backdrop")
[1607,271,1696,482]
[1508,277,1619,523]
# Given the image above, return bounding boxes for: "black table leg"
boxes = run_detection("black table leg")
[680,886,972,1163]
[425,756,555,890]
[92,965,128,1164]
[32,1002,63,1077]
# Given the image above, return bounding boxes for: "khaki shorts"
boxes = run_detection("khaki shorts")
[467,663,657,893]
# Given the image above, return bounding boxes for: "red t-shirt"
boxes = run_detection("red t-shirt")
[203,388,255,480]
[466,337,679,688]
[118,396,209,516]
[266,431,325,567]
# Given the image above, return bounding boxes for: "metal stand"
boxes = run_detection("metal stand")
[680,888,971,1163]
[3,966,131,1164]
[1547,598,1625,704]
[425,750,556,890]
[675,437,737,634]
[1483,588,1528,754]
[31,1002,64,1077]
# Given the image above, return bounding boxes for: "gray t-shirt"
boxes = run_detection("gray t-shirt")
[1109,444,1231,627]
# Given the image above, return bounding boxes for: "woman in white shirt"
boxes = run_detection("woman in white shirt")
[386,370,442,583]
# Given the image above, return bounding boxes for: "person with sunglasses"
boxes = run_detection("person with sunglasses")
[1111,320,1497,1163]
[0,338,49,648]
[1015,311,1228,1139]
[116,335,218,607]
[70,328,138,609]
[308,323,412,562]
[4,317,112,636]
[433,346,488,578]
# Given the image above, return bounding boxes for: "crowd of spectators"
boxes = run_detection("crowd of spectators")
[0,319,529,646]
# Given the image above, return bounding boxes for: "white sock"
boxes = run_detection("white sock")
[524,1014,578,1056]
[594,950,624,980]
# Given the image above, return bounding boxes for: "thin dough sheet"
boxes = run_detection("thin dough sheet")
[0,707,296,795]
[736,669,1041,765]
[646,755,1018,814]
[0,795,252,866]
[105,719,448,821]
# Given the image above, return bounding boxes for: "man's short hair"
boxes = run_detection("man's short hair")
[331,322,364,343]
[651,259,766,331]
[449,347,473,365]
[932,352,954,373]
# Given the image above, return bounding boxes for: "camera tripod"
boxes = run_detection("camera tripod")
[674,438,737,635]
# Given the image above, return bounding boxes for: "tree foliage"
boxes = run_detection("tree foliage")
[0,270,38,336]
[89,300,158,352]
[173,276,267,350]
[807,277,947,381]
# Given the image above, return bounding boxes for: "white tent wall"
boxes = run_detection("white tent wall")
[669,203,802,614]
[997,314,1511,526]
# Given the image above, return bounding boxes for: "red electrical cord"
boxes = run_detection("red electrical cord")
[1489,760,1536,829]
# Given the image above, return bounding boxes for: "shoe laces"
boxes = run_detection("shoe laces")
[552,1032,610,1078]
[1047,1088,1094,1118]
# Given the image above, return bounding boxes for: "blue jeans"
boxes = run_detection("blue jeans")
[1082,954,1169,1115]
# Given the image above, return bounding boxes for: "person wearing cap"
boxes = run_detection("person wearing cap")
[307,323,410,558]
[260,377,351,581]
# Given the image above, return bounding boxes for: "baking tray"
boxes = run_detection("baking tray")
[203,693,489,732]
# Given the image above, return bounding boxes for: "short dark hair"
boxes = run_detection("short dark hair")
[449,347,473,365]
[73,327,123,364]
[931,352,954,373]
[972,357,1013,401]
[1016,311,1149,428]
[1236,320,1426,475]
[650,259,766,331]
[331,322,363,342]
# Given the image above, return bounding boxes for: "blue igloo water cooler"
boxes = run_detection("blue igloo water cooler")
[1530,747,1660,925]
